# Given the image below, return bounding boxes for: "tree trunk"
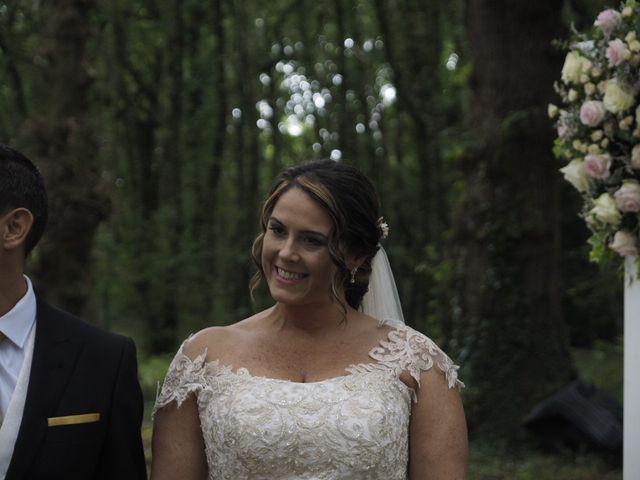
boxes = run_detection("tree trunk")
[453,0,575,436]
[24,0,109,318]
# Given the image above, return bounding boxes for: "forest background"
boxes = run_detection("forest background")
[0,0,625,477]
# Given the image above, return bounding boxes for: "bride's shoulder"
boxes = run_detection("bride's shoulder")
[352,309,399,336]
[181,309,269,362]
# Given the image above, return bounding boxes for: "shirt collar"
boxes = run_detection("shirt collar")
[0,276,37,348]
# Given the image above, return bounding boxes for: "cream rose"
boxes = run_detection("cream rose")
[603,79,635,113]
[632,144,640,169]
[583,153,612,179]
[561,52,589,84]
[590,193,622,225]
[584,82,596,95]
[560,159,592,192]
[579,100,606,126]
[610,230,638,257]
[614,180,640,212]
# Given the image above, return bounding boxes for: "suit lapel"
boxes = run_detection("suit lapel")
[6,298,84,480]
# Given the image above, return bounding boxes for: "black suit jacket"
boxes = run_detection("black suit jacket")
[5,298,147,480]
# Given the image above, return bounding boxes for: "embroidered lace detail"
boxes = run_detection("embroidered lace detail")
[153,324,463,480]
[346,323,465,393]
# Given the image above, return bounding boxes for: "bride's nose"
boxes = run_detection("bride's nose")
[278,236,300,261]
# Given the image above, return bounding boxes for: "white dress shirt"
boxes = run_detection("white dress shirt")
[0,276,36,420]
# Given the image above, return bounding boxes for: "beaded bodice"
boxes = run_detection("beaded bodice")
[154,324,463,480]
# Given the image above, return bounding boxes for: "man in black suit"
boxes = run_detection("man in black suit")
[0,143,147,479]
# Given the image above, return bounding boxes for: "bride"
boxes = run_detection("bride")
[151,159,468,479]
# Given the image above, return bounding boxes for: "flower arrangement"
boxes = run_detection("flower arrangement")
[551,0,640,263]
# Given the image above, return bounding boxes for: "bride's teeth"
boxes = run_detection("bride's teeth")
[277,267,303,280]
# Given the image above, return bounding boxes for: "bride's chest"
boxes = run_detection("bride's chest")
[195,370,412,474]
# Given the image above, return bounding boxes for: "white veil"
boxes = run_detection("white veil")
[360,247,405,326]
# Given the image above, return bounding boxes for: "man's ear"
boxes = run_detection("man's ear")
[1,208,34,251]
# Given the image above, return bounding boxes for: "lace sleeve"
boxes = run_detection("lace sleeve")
[367,325,465,392]
[152,344,209,417]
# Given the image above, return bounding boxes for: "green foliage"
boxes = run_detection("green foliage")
[573,339,623,402]
[138,353,174,404]
[469,441,621,480]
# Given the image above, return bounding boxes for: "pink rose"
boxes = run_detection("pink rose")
[610,230,638,257]
[583,153,612,179]
[579,101,606,126]
[606,39,627,66]
[595,9,622,35]
[614,180,640,212]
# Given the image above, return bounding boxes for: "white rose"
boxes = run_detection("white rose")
[632,144,640,168]
[610,230,638,257]
[561,52,589,84]
[590,193,622,225]
[603,79,635,113]
[585,213,598,228]
[559,159,592,192]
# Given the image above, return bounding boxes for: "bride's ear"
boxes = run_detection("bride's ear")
[346,255,367,271]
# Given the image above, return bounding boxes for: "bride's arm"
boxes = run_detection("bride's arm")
[150,335,212,480]
[151,393,208,480]
[408,368,468,479]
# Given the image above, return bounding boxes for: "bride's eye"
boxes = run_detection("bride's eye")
[268,223,286,236]
[303,235,325,247]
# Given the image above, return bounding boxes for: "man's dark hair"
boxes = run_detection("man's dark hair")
[0,143,48,255]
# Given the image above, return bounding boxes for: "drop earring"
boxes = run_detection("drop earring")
[350,267,358,284]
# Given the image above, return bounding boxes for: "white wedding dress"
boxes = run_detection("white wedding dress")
[154,322,463,480]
